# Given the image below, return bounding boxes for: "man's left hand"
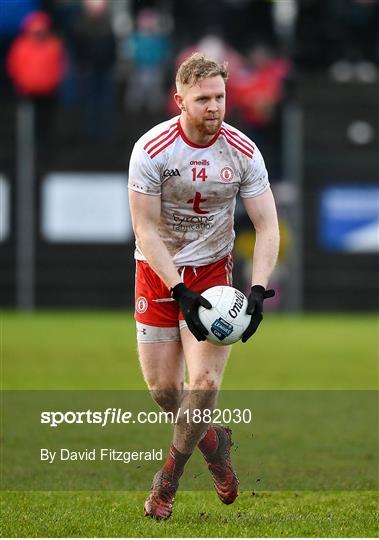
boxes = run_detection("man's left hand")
[241,285,275,343]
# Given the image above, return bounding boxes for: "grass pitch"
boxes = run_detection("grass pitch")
[1,311,378,537]
[1,491,378,537]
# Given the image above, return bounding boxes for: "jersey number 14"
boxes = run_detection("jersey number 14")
[192,167,208,182]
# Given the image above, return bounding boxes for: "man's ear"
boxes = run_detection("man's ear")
[174,92,185,112]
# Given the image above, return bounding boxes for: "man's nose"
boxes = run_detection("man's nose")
[207,99,218,111]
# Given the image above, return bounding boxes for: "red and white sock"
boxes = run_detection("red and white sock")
[198,426,219,456]
[162,444,191,480]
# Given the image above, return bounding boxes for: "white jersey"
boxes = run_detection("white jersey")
[128,115,270,267]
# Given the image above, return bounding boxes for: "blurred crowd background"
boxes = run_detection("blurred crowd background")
[0,0,378,312]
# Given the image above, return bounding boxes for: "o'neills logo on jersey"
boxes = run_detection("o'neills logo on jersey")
[163,169,181,177]
[228,290,245,319]
[136,296,148,314]
[220,166,234,182]
[190,160,210,166]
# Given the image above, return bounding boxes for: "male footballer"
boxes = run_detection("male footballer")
[128,53,279,520]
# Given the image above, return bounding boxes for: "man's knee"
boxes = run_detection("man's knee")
[150,387,182,413]
[187,375,219,410]
[190,373,219,392]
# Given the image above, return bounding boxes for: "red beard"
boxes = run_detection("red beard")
[187,113,223,137]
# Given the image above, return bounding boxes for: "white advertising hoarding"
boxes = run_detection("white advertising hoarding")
[0,175,10,242]
[41,173,133,243]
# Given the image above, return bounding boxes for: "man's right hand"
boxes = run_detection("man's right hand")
[171,283,212,341]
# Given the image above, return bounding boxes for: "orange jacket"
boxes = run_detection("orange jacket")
[6,12,65,96]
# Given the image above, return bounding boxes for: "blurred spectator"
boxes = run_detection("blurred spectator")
[0,0,40,94]
[172,0,275,53]
[231,44,291,179]
[72,0,116,142]
[295,1,330,66]
[124,8,171,114]
[346,0,379,64]
[272,0,298,56]
[295,0,379,69]
[326,0,379,83]
[48,0,83,106]
[171,1,228,49]
[6,11,65,96]
[6,10,65,143]
[223,0,275,52]
[167,34,244,116]
[175,34,244,82]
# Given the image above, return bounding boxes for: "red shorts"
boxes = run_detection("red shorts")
[135,255,233,327]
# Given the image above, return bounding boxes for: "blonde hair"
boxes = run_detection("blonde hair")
[176,52,229,91]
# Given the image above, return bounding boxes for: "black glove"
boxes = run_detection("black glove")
[171,283,212,341]
[241,285,275,343]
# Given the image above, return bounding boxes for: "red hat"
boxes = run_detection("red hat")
[21,11,52,34]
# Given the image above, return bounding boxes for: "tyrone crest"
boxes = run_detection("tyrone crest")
[136,296,148,313]
[220,166,234,182]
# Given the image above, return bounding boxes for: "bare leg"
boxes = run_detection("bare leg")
[137,340,185,413]
[172,327,231,453]
[175,327,239,505]
[139,338,190,520]
[142,330,235,519]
